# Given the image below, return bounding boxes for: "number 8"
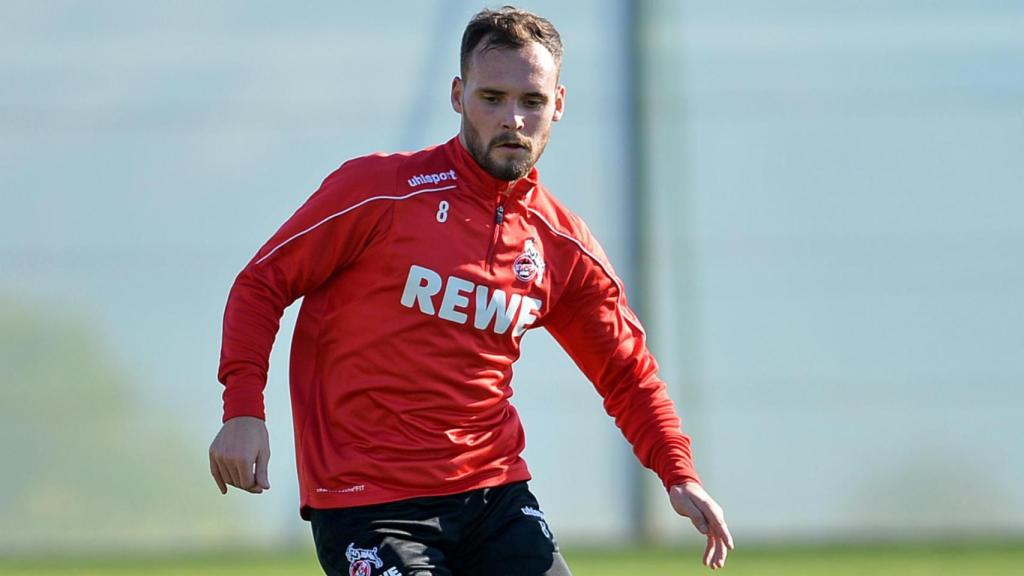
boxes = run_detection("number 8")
[436,200,450,223]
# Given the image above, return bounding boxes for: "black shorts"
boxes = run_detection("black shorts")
[309,481,572,576]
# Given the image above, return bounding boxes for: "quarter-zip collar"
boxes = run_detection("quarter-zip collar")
[444,136,539,199]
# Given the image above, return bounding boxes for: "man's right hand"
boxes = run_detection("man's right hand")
[209,416,271,494]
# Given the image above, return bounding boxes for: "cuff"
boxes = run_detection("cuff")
[662,468,702,491]
[222,373,267,422]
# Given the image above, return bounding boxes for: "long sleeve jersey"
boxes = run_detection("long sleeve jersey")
[219,136,700,516]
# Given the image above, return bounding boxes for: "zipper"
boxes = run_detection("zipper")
[485,196,507,271]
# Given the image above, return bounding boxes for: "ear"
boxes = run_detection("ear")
[451,77,464,114]
[551,84,566,122]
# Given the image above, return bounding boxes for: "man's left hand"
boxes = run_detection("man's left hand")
[669,481,734,570]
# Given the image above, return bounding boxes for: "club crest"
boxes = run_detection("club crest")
[513,239,545,285]
[346,543,383,576]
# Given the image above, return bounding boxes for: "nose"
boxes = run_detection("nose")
[500,105,525,131]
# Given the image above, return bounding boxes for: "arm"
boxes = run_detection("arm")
[542,236,733,568]
[542,243,699,488]
[210,158,394,493]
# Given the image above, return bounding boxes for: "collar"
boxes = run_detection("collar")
[444,136,540,198]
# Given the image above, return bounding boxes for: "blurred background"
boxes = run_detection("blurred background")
[2,0,1022,564]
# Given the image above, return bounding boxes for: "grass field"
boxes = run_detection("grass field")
[2,543,1022,575]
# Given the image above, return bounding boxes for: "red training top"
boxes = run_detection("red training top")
[218,137,700,516]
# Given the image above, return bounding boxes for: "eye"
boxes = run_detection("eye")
[524,98,545,109]
[481,94,500,104]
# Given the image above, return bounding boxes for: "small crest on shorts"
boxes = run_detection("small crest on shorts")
[513,238,545,285]
[346,543,383,576]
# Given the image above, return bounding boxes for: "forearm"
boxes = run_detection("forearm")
[218,264,291,421]
[600,365,701,488]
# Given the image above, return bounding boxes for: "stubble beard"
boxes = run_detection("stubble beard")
[462,119,547,182]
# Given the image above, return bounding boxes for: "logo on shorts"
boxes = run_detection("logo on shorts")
[513,239,545,285]
[522,506,553,540]
[346,543,383,576]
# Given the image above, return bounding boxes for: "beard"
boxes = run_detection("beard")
[462,119,546,181]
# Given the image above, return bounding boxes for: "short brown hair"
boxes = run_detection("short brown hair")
[460,6,563,77]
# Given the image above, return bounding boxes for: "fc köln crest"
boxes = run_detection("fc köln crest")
[345,543,383,576]
[513,239,545,285]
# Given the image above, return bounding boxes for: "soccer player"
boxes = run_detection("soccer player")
[209,6,733,575]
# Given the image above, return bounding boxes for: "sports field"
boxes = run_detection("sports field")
[1,543,1021,575]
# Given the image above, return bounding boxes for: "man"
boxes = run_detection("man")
[210,6,733,575]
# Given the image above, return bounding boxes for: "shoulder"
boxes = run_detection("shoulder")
[299,143,456,222]
[318,151,401,197]
[313,142,458,210]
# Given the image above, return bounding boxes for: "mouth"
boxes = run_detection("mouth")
[492,138,531,152]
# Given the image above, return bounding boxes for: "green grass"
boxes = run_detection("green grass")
[565,544,1024,575]
[1,543,1022,575]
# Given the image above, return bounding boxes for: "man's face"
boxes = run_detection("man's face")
[451,41,565,181]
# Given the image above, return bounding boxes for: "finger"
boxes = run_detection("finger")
[705,521,731,569]
[708,518,733,558]
[222,456,243,489]
[209,453,226,494]
[209,453,227,494]
[218,455,239,485]
[703,534,714,567]
[712,534,728,569]
[719,521,735,550]
[232,457,257,492]
[693,496,728,542]
[220,457,241,491]
[686,498,709,535]
[255,447,271,491]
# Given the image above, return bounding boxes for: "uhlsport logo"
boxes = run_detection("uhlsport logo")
[345,543,383,576]
[408,169,457,187]
[522,505,553,541]
[513,239,545,285]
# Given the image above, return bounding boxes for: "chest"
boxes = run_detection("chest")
[367,190,564,337]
